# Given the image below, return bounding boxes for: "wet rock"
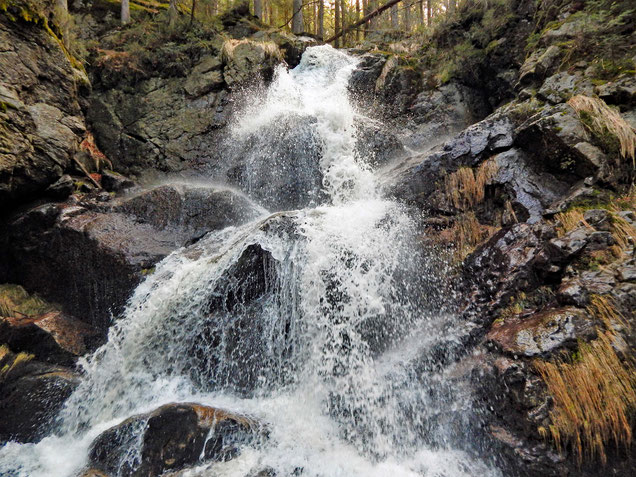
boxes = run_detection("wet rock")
[184,55,224,98]
[0,346,80,443]
[404,82,490,150]
[583,209,612,230]
[100,170,135,193]
[487,307,597,357]
[223,114,324,210]
[537,72,593,104]
[355,119,406,168]
[492,148,570,223]
[518,45,561,86]
[386,114,514,209]
[0,10,87,206]
[586,231,615,251]
[348,53,387,95]
[45,174,74,200]
[0,310,99,366]
[515,104,596,179]
[88,403,265,477]
[222,40,283,88]
[463,224,542,315]
[617,263,636,282]
[547,226,590,258]
[1,184,262,334]
[556,279,589,307]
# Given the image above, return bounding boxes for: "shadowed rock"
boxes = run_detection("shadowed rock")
[88,403,265,477]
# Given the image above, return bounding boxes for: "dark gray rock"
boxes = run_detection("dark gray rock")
[386,114,514,210]
[0,13,87,207]
[486,307,597,357]
[45,174,74,200]
[0,184,262,335]
[583,209,612,230]
[0,346,80,443]
[88,403,265,477]
[100,170,135,193]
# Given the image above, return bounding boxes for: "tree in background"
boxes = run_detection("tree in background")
[121,0,130,24]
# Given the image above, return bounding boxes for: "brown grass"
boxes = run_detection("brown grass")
[444,158,499,209]
[535,331,636,466]
[555,209,591,236]
[587,294,627,330]
[438,212,497,260]
[568,95,636,167]
[609,213,635,249]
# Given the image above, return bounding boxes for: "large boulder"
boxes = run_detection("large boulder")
[0,184,263,335]
[0,345,79,443]
[0,3,88,206]
[88,403,265,477]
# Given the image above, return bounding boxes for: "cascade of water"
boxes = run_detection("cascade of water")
[0,45,500,477]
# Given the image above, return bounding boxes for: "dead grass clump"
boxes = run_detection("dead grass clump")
[568,95,636,167]
[445,158,499,209]
[555,209,591,236]
[221,38,282,63]
[535,331,636,466]
[608,213,635,249]
[587,294,626,329]
[438,212,497,260]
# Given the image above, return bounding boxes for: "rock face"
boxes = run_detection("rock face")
[88,403,265,477]
[0,184,262,334]
[0,345,79,443]
[0,3,88,207]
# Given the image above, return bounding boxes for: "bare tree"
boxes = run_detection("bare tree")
[318,0,324,37]
[326,0,405,43]
[292,0,303,33]
[355,0,360,41]
[121,0,130,24]
[335,0,341,47]
[404,1,410,31]
[391,4,399,29]
[427,0,431,26]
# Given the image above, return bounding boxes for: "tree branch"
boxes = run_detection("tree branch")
[325,0,404,43]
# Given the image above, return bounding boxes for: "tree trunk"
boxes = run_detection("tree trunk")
[254,0,263,19]
[391,5,398,29]
[318,0,324,38]
[362,0,368,38]
[292,0,303,33]
[404,1,410,31]
[190,0,196,26]
[355,0,360,41]
[334,0,341,47]
[121,0,130,24]
[419,0,424,25]
[427,0,431,26]
[168,0,178,26]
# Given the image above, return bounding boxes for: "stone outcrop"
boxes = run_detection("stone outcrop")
[0,345,79,443]
[0,1,88,207]
[0,184,263,335]
[87,402,265,477]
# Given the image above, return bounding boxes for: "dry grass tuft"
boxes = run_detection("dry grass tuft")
[535,331,636,466]
[438,212,497,260]
[444,158,499,209]
[568,95,636,167]
[587,294,626,330]
[609,213,635,249]
[555,209,591,236]
[221,38,282,63]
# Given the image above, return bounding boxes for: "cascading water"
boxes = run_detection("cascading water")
[0,46,501,477]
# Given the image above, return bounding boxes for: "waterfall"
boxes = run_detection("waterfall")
[0,46,500,477]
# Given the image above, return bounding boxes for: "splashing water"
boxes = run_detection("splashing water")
[0,46,501,477]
